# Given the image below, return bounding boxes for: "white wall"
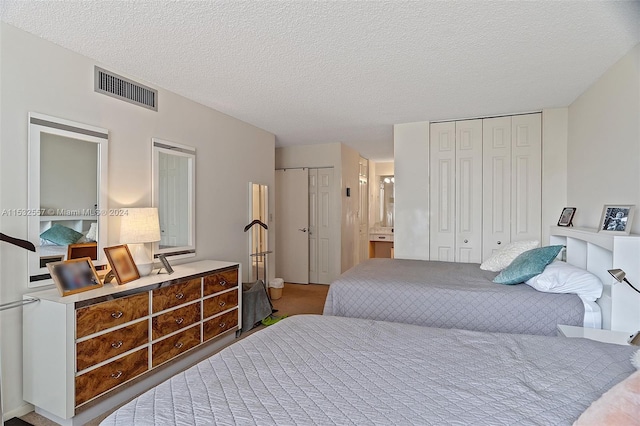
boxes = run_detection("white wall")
[0,23,275,418]
[567,44,640,233]
[541,108,569,244]
[340,143,360,272]
[393,121,430,260]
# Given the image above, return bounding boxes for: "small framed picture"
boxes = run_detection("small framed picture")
[47,257,102,296]
[557,207,576,227]
[104,245,140,284]
[158,254,174,275]
[599,205,635,235]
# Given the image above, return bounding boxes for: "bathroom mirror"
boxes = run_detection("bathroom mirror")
[28,113,109,287]
[248,182,269,282]
[378,175,394,227]
[152,138,196,259]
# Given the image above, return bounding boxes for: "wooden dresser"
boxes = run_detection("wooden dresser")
[23,260,241,425]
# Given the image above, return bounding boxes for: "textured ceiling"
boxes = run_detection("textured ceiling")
[2,1,639,160]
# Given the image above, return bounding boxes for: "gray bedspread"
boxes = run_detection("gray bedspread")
[102,315,635,426]
[323,259,585,336]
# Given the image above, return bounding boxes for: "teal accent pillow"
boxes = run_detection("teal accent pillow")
[493,245,564,285]
[40,224,83,246]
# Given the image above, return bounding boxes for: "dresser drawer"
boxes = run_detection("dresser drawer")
[152,278,201,313]
[76,320,148,372]
[203,309,238,341]
[152,325,200,367]
[75,348,148,406]
[203,291,238,319]
[76,293,149,338]
[152,302,200,340]
[203,269,238,296]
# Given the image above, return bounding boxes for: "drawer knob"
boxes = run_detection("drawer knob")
[111,340,123,349]
[111,370,123,379]
[176,293,184,300]
[175,317,184,325]
[111,311,124,319]
[219,280,227,286]
[175,342,184,349]
[219,301,226,307]
[219,322,226,328]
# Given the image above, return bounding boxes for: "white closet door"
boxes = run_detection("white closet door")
[482,116,512,261]
[429,122,456,261]
[455,119,483,263]
[315,168,334,284]
[309,169,319,283]
[511,113,541,242]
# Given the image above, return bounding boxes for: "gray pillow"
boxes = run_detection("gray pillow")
[40,224,83,246]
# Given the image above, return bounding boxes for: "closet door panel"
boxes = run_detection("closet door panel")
[455,119,483,263]
[429,122,456,261]
[482,117,512,261]
[511,113,542,242]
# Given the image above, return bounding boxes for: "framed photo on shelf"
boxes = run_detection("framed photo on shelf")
[599,205,635,235]
[557,207,576,227]
[104,244,140,284]
[47,257,102,296]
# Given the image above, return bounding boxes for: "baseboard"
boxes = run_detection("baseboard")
[3,403,34,422]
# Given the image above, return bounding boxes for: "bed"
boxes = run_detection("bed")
[101,315,636,425]
[323,258,597,336]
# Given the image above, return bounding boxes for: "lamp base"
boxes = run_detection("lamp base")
[128,243,154,277]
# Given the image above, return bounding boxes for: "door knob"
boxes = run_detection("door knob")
[298,228,308,233]
[497,241,502,245]
[464,239,468,243]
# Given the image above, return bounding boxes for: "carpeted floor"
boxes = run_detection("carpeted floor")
[20,283,329,426]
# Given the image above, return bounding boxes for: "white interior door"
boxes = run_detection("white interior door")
[358,165,369,263]
[482,116,512,260]
[430,121,456,261]
[455,119,483,263]
[276,169,309,284]
[511,113,542,242]
[309,168,334,284]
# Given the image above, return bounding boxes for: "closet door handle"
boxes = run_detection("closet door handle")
[497,241,502,245]
[463,239,468,244]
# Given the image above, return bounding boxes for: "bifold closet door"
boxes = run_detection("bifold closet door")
[510,114,541,243]
[455,119,483,263]
[482,114,541,261]
[482,117,512,260]
[308,168,334,284]
[430,122,456,261]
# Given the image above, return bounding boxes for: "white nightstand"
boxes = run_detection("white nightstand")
[557,324,635,346]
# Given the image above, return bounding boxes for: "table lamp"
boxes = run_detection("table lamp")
[120,208,161,276]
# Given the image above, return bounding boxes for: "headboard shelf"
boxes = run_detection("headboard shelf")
[550,226,640,332]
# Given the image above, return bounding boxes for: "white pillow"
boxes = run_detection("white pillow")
[525,261,603,301]
[480,240,540,272]
[86,223,98,242]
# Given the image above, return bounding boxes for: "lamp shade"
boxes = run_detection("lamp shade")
[120,208,161,244]
[608,268,626,283]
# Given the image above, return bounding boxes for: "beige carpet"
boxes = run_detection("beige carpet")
[21,283,329,426]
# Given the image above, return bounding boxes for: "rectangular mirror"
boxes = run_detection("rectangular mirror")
[248,182,269,282]
[152,138,196,259]
[28,113,109,287]
[378,175,394,227]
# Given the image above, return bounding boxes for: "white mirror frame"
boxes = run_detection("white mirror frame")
[27,113,109,287]
[152,138,196,260]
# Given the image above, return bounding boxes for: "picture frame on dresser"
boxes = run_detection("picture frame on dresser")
[104,244,140,284]
[47,257,102,296]
[557,207,576,227]
[599,205,635,234]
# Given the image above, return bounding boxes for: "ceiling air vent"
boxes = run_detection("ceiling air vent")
[94,66,158,111]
